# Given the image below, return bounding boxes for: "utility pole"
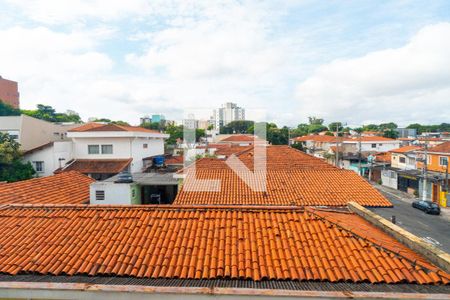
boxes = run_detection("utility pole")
[358,132,362,176]
[335,124,340,167]
[422,142,428,201]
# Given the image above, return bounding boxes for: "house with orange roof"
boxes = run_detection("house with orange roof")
[0,204,448,298]
[173,145,392,207]
[0,171,94,205]
[379,146,422,194]
[38,122,169,180]
[416,141,450,206]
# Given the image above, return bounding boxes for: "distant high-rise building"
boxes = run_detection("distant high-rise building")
[212,102,245,129]
[0,76,20,109]
[151,114,165,123]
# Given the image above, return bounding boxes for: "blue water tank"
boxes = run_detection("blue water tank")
[153,156,165,167]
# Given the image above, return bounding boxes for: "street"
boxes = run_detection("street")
[369,184,450,253]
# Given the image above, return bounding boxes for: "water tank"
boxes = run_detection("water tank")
[153,156,165,167]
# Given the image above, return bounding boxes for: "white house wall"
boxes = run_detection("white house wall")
[23,141,73,177]
[72,137,133,160]
[90,182,133,205]
[130,138,165,172]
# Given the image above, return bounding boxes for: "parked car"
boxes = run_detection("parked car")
[412,200,441,215]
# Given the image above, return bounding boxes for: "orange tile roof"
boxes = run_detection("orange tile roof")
[175,147,390,207]
[293,135,337,143]
[426,141,450,154]
[344,136,397,142]
[0,171,94,205]
[69,122,160,133]
[220,135,262,142]
[374,152,391,163]
[175,167,391,207]
[0,205,447,284]
[58,159,132,174]
[389,145,422,154]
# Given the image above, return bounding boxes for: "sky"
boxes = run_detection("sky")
[0,0,449,127]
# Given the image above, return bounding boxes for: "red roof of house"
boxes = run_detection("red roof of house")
[389,145,422,154]
[374,152,391,163]
[344,136,397,142]
[174,146,390,207]
[69,123,160,133]
[0,171,94,205]
[426,141,450,154]
[293,135,337,143]
[220,135,261,142]
[0,205,447,284]
[58,159,132,174]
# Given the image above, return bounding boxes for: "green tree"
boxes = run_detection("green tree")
[220,120,254,134]
[383,129,399,139]
[328,122,343,132]
[0,100,21,116]
[308,116,324,125]
[0,133,35,182]
[23,104,81,123]
[379,122,398,131]
[362,124,379,131]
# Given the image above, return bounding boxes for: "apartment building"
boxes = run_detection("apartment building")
[0,76,19,108]
[0,115,77,151]
[212,102,245,129]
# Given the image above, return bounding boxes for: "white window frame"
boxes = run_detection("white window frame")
[88,145,100,154]
[439,156,448,166]
[33,161,44,173]
[101,144,113,154]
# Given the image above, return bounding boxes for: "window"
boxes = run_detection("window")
[95,190,105,201]
[371,144,376,148]
[101,144,113,154]
[440,156,448,166]
[427,155,432,165]
[33,161,44,173]
[88,145,100,154]
[143,143,148,149]
[399,157,406,163]
[378,144,382,146]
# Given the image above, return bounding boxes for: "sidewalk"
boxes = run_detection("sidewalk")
[371,183,450,221]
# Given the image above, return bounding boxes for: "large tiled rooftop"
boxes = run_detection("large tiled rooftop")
[0,205,447,284]
[0,171,94,205]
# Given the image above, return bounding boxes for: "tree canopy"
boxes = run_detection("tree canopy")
[0,100,21,116]
[0,133,35,182]
[21,104,82,123]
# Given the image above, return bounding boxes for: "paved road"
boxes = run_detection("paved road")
[368,185,450,253]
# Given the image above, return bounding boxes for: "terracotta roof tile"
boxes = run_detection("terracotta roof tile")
[0,205,447,284]
[69,123,160,133]
[174,146,391,207]
[426,141,450,154]
[0,172,94,205]
[58,159,132,174]
[390,146,422,154]
[220,135,261,142]
[293,135,337,142]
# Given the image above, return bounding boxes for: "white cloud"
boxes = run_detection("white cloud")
[296,22,450,125]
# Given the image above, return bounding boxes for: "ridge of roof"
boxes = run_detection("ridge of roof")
[69,122,161,134]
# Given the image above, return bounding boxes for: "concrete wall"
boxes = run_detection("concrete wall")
[90,182,135,205]
[343,141,401,154]
[23,141,73,177]
[73,137,164,173]
[381,169,397,189]
[391,153,416,170]
[0,115,76,151]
